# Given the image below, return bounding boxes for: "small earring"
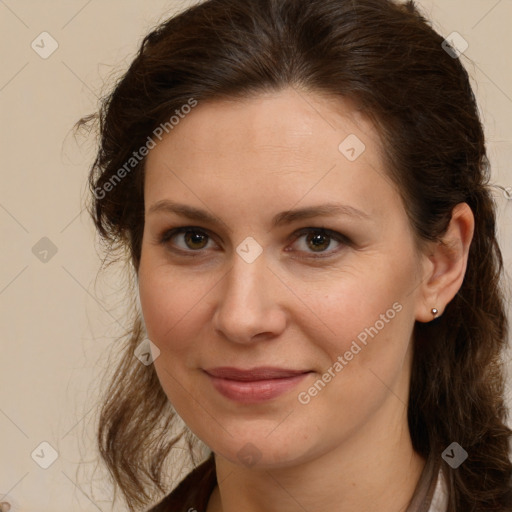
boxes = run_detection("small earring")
[431,308,439,318]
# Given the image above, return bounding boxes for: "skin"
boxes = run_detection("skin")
[137,87,474,512]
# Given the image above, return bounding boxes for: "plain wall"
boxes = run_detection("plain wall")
[1,1,511,511]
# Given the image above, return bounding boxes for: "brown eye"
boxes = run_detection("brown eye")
[159,226,350,260]
[288,227,350,259]
[182,230,209,250]
[304,231,331,252]
[160,227,214,252]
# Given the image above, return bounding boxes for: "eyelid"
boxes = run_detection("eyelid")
[286,227,350,258]
[158,226,218,256]
[158,225,350,258]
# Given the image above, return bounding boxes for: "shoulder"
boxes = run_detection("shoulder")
[145,454,217,512]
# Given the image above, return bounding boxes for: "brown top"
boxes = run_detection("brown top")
[146,450,444,512]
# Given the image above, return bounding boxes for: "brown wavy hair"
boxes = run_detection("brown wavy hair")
[76,0,512,510]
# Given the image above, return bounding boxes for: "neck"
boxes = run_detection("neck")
[207,402,426,512]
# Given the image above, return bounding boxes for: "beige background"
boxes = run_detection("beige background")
[1,1,511,511]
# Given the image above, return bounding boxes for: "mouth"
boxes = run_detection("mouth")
[203,366,313,403]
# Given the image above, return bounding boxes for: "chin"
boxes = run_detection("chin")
[203,429,314,470]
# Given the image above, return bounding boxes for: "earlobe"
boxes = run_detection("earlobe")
[415,202,475,323]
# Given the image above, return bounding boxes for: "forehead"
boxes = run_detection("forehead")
[146,89,383,170]
[152,89,377,153]
[143,88,398,224]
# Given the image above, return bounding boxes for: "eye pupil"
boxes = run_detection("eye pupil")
[185,230,208,249]
[307,231,330,252]
[162,226,344,258]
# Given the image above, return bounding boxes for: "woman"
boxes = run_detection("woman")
[78,0,512,510]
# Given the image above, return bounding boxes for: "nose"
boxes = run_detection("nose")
[212,250,287,345]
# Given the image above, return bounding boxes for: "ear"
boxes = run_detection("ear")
[415,202,475,323]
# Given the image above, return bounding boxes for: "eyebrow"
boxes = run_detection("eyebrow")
[148,200,370,228]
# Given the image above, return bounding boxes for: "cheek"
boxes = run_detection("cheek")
[137,253,218,363]
[297,278,414,422]
[296,264,417,416]
[303,261,411,351]
[137,261,210,412]
[138,255,186,346]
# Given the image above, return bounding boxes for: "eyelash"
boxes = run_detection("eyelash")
[157,226,351,260]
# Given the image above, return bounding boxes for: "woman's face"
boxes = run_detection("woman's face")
[138,88,428,468]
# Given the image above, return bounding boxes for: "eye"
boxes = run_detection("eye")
[287,227,350,259]
[159,227,215,255]
[158,226,350,259]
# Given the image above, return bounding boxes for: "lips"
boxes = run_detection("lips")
[203,366,312,403]
[204,366,310,381]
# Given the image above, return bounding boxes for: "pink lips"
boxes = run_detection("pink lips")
[203,366,311,403]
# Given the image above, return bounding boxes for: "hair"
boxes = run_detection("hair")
[76,0,512,510]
